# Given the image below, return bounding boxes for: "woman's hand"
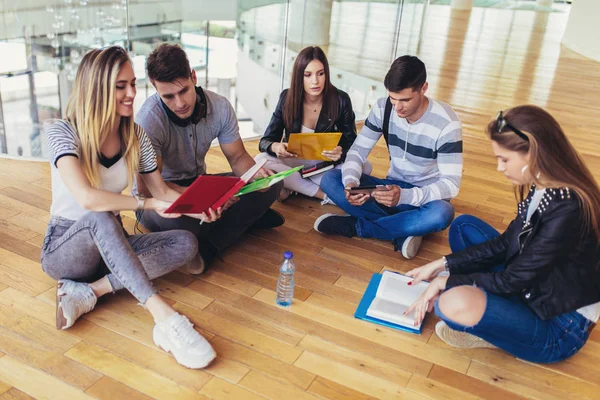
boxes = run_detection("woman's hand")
[322,146,342,162]
[405,258,447,284]
[404,276,448,326]
[145,198,181,219]
[271,142,296,159]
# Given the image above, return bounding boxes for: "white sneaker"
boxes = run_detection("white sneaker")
[181,254,206,275]
[56,279,97,330]
[435,321,496,349]
[320,194,336,206]
[153,313,216,369]
[401,236,423,259]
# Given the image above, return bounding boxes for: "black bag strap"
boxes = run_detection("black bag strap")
[382,97,393,156]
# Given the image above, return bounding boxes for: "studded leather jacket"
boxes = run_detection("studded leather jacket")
[445,186,600,320]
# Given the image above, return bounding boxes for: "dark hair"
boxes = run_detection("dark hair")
[486,105,600,243]
[384,55,426,92]
[283,46,339,131]
[147,44,192,83]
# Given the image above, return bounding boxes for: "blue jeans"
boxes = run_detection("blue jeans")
[41,212,198,304]
[436,214,593,363]
[320,169,455,247]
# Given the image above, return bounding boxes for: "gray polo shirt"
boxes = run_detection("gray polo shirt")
[135,89,240,183]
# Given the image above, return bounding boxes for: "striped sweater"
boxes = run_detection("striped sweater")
[342,97,463,207]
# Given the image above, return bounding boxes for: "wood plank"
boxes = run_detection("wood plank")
[306,377,378,400]
[6,213,48,236]
[204,301,306,346]
[0,388,36,400]
[238,370,320,400]
[298,335,412,386]
[0,249,56,286]
[0,377,10,397]
[188,279,434,377]
[153,278,214,310]
[293,352,409,400]
[0,264,52,297]
[65,342,210,400]
[427,365,529,400]
[172,302,303,365]
[0,233,43,264]
[85,377,153,400]
[210,336,315,390]
[467,361,581,400]
[0,356,94,400]
[0,194,48,218]
[1,188,51,212]
[199,377,267,400]
[66,320,214,391]
[253,288,470,373]
[0,219,39,242]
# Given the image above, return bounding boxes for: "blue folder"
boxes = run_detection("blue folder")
[354,273,423,335]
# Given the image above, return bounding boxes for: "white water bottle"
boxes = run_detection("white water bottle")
[276,251,295,307]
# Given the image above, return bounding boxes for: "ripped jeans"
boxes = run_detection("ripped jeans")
[435,214,593,363]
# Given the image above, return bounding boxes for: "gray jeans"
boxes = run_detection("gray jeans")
[41,212,198,304]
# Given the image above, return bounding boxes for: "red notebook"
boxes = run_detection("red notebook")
[164,159,266,214]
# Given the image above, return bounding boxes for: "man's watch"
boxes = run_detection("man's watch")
[134,194,146,212]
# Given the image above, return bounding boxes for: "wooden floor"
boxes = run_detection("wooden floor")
[2,6,600,400]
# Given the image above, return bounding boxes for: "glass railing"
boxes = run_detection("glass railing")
[0,0,572,158]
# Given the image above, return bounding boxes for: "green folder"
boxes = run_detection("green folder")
[235,165,303,196]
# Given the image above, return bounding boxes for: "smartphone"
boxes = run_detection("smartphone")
[344,185,390,194]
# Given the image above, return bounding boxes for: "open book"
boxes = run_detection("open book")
[355,271,429,334]
[164,159,266,214]
[236,165,303,196]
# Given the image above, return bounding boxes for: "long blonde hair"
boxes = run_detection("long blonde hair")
[487,105,600,243]
[65,46,139,188]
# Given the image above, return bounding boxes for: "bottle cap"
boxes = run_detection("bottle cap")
[284,251,293,259]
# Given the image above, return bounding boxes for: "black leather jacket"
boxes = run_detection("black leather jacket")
[259,88,357,162]
[446,186,600,320]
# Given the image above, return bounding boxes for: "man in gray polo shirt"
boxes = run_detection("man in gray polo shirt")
[135,44,283,272]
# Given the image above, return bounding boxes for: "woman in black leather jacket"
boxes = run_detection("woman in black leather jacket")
[405,105,600,363]
[256,46,371,202]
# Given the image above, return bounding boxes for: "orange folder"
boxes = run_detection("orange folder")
[286,132,342,161]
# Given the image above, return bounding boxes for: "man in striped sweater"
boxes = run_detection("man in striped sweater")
[316,56,463,259]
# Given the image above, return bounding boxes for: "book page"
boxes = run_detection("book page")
[376,271,428,306]
[367,298,414,327]
[366,271,428,329]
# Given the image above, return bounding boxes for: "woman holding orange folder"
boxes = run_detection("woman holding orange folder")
[256,46,371,203]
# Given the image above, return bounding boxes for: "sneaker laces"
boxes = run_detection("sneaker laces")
[58,280,96,316]
[167,314,200,347]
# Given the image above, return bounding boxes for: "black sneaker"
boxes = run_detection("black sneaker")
[251,208,285,230]
[313,213,358,238]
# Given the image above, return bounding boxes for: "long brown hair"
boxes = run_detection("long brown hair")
[66,46,140,188]
[486,105,600,243]
[283,46,339,132]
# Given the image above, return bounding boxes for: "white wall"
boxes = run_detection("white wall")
[236,50,282,134]
[562,0,600,61]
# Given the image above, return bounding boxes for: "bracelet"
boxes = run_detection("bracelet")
[442,256,449,272]
[134,194,146,212]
